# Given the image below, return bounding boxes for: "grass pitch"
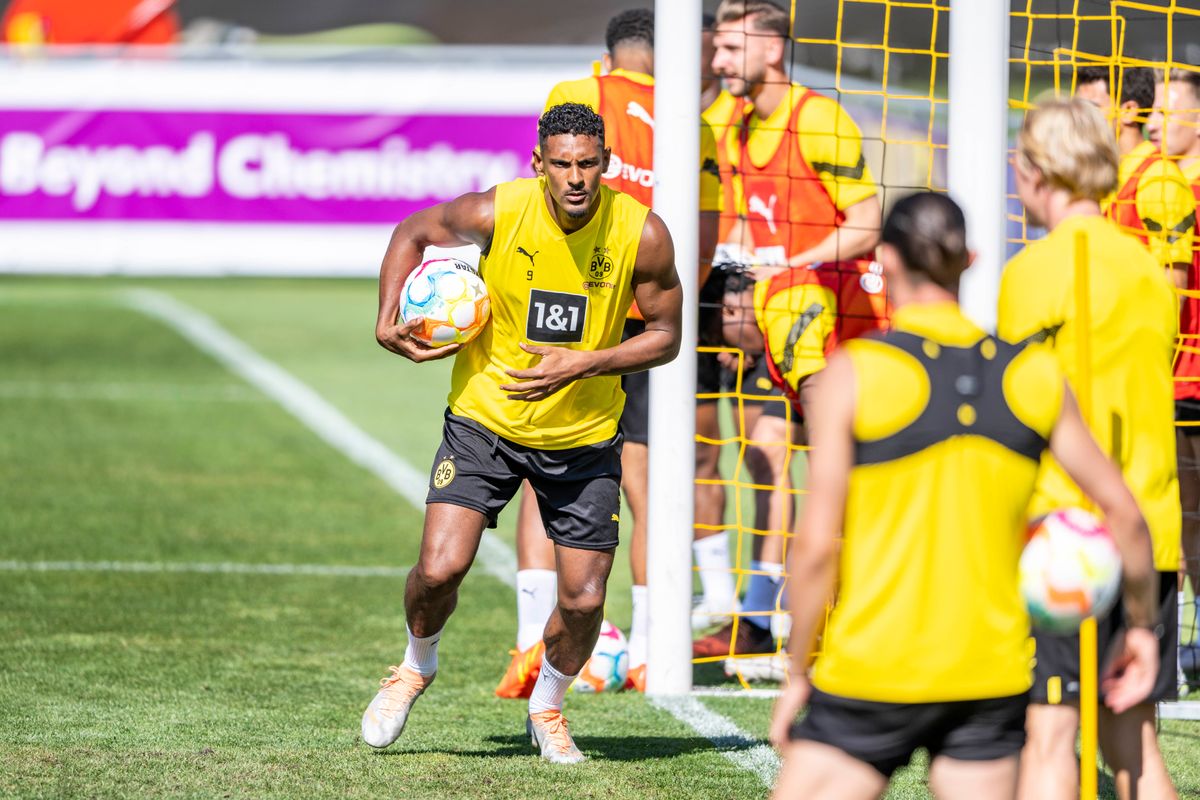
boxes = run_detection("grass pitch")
[1,276,1197,799]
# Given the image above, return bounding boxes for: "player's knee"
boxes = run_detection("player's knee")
[557,584,606,621]
[411,556,470,593]
[1024,710,1079,762]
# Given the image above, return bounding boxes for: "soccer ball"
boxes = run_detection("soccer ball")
[571,620,630,693]
[1019,508,1122,634]
[399,258,490,347]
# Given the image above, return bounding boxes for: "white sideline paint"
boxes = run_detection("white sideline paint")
[112,289,775,782]
[0,559,407,578]
[650,695,780,787]
[119,288,517,589]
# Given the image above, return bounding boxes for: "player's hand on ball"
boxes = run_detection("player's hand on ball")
[500,343,590,401]
[769,674,811,749]
[1101,626,1160,714]
[377,317,462,362]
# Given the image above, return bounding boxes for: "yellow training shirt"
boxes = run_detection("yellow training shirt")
[727,83,878,214]
[999,214,1180,571]
[448,177,648,449]
[1103,140,1195,269]
[544,69,722,213]
[814,303,1060,703]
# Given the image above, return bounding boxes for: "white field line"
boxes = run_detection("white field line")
[650,695,780,787]
[119,288,517,589]
[100,289,771,783]
[0,559,407,578]
[691,687,782,700]
[0,381,265,403]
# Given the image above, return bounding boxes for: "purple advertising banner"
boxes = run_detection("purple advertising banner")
[0,109,539,223]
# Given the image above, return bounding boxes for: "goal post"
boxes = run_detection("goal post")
[645,0,701,696]
[950,0,1009,333]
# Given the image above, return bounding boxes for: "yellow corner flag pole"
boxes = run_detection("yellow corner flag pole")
[1074,230,1098,800]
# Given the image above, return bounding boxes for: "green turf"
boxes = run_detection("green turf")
[1,276,1198,799]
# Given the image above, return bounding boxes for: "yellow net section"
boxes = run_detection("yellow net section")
[1007,0,1199,699]
[693,0,948,688]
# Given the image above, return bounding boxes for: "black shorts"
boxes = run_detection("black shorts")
[724,357,792,419]
[697,349,722,402]
[790,689,1029,778]
[425,411,622,551]
[1030,571,1178,704]
[619,318,649,445]
[1177,398,1200,424]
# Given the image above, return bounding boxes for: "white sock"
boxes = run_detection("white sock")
[402,625,442,677]
[528,655,577,715]
[516,569,558,650]
[693,534,736,609]
[629,585,649,668]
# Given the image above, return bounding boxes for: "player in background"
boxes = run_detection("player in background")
[1001,98,1180,800]
[770,190,1159,800]
[1146,66,1200,602]
[1076,65,1195,287]
[496,9,721,696]
[695,0,882,661]
[363,103,681,763]
[692,11,744,635]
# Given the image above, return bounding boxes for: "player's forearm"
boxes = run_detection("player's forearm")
[581,323,681,378]
[785,532,837,676]
[376,224,425,333]
[788,196,881,267]
[789,226,879,267]
[1105,502,1159,629]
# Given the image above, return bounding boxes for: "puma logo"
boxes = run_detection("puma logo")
[748,194,778,235]
[516,247,539,268]
[520,587,538,598]
[626,101,655,129]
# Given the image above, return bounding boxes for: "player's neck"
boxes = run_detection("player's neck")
[610,50,654,78]
[890,280,957,311]
[1042,193,1102,231]
[1117,125,1145,156]
[701,80,721,112]
[749,71,790,118]
[544,188,600,234]
[1181,148,1200,175]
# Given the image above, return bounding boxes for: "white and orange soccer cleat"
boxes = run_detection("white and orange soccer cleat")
[494,640,545,699]
[361,664,435,748]
[623,664,646,693]
[527,709,586,764]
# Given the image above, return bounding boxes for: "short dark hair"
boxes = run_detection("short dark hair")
[702,12,716,31]
[1163,66,1200,100]
[698,262,755,344]
[714,0,790,38]
[881,192,969,290]
[606,9,654,53]
[538,103,606,147]
[1077,64,1156,110]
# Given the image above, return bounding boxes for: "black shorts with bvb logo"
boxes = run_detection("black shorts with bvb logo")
[425,410,623,551]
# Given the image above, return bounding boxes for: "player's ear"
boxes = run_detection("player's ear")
[766,34,785,67]
[601,52,613,73]
[602,147,612,172]
[966,249,978,269]
[1118,98,1141,126]
[531,146,544,176]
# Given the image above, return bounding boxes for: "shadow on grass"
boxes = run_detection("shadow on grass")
[375,735,734,761]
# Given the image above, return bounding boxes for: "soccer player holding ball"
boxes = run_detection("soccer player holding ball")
[769,192,1158,800]
[1003,98,1181,800]
[364,103,681,764]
